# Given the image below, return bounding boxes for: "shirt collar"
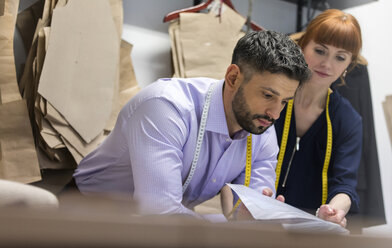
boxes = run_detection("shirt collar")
[206,79,249,140]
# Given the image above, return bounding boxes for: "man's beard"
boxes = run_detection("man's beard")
[232,86,275,135]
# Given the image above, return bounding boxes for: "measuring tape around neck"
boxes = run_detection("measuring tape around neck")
[275,89,333,205]
[182,83,215,193]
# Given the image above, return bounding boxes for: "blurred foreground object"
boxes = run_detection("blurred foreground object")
[0,179,58,209]
[0,193,391,248]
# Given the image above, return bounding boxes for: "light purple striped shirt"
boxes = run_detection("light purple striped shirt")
[74,77,278,217]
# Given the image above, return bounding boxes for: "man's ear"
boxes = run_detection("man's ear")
[225,64,241,91]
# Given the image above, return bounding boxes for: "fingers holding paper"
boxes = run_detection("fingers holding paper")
[317,204,347,228]
[262,188,285,202]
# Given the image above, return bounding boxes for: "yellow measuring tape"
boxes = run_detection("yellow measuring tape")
[227,134,252,217]
[275,89,333,205]
[275,98,294,190]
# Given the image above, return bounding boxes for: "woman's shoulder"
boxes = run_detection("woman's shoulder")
[330,91,362,132]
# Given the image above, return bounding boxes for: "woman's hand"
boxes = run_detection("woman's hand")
[316,204,347,227]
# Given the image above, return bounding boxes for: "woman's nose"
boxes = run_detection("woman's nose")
[320,56,332,69]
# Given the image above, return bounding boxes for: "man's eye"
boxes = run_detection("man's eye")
[263,93,272,98]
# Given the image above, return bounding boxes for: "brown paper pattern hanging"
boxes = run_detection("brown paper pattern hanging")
[178,4,245,79]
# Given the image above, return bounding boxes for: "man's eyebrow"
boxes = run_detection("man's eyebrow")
[261,87,280,96]
[261,87,294,101]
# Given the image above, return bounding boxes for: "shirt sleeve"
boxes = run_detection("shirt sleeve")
[232,126,279,197]
[125,98,200,217]
[328,114,362,212]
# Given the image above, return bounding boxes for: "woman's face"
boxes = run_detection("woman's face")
[303,40,352,86]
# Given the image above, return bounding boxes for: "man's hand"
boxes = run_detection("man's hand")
[235,188,284,220]
[262,188,285,202]
[316,204,347,227]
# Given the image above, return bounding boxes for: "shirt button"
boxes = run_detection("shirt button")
[226,138,230,142]
[211,178,216,183]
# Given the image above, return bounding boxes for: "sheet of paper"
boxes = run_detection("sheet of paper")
[227,184,349,234]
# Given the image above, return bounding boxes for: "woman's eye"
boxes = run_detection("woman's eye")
[315,48,325,55]
[337,56,346,61]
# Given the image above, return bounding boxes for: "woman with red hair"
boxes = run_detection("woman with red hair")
[273,9,363,227]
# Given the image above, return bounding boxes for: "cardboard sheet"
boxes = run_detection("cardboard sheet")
[42,39,140,163]
[105,40,140,132]
[179,3,245,79]
[119,40,137,91]
[0,100,41,183]
[15,0,129,167]
[45,102,106,158]
[40,118,65,149]
[61,136,84,164]
[0,0,21,104]
[38,0,120,143]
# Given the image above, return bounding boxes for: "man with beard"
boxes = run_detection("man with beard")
[73,30,310,218]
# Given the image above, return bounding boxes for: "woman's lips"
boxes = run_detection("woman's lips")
[315,70,329,78]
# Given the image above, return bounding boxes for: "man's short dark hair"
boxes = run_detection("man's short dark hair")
[232,30,310,85]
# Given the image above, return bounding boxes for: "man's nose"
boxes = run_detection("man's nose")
[266,103,281,121]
